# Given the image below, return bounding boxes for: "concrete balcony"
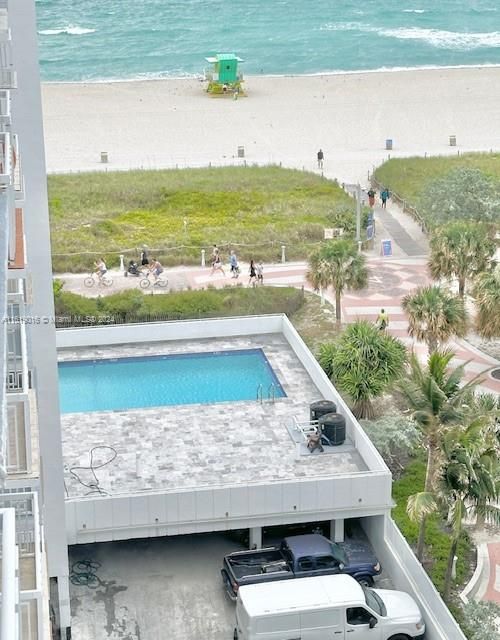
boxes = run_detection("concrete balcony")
[0,507,20,640]
[0,492,46,640]
[6,304,28,395]
[0,8,10,42]
[0,130,13,185]
[0,88,11,126]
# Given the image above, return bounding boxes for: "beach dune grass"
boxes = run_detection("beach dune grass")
[374,152,500,216]
[48,166,357,272]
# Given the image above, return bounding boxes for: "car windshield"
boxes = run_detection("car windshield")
[363,586,386,617]
[330,543,348,565]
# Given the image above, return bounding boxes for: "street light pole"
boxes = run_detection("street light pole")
[356,183,362,251]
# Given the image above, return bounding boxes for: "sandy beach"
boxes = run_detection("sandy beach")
[41,66,500,184]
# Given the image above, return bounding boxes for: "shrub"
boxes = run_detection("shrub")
[462,601,500,640]
[360,414,422,472]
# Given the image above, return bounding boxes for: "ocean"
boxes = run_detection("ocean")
[36,0,500,82]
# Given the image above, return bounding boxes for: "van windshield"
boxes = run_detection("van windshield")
[363,586,386,617]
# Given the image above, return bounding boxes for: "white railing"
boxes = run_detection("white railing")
[0,129,12,184]
[0,69,16,89]
[0,507,20,640]
[0,88,10,126]
[6,402,29,474]
[6,306,28,394]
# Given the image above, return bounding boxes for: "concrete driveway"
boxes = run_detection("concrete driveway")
[69,533,242,640]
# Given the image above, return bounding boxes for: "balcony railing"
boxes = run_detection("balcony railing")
[6,304,28,394]
[0,88,10,126]
[7,401,30,474]
[0,130,12,185]
[0,507,20,640]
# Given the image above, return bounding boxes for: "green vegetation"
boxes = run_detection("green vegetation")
[428,222,497,298]
[392,457,473,594]
[307,239,368,322]
[48,166,361,272]
[318,320,406,419]
[53,285,305,325]
[374,154,500,227]
[402,285,467,353]
[474,265,500,339]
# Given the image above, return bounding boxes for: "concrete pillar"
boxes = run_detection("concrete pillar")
[249,527,262,549]
[330,518,344,542]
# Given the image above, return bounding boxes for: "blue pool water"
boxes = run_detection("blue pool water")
[58,348,285,413]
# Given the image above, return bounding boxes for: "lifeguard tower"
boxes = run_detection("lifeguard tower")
[204,53,245,96]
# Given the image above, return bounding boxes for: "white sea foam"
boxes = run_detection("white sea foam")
[38,25,96,36]
[402,9,426,13]
[379,27,500,49]
[321,22,500,50]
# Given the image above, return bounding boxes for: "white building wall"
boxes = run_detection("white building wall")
[9,0,69,630]
[0,191,8,481]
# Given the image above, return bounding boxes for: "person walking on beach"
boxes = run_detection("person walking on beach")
[367,188,376,208]
[381,188,390,209]
[229,250,240,278]
[248,259,257,287]
[317,149,324,169]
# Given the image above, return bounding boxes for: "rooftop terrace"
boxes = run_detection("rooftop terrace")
[60,334,367,498]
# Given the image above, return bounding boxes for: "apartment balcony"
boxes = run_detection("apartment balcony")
[0,7,10,42]
[0,492,46,640]
[0,506,20,640]
[0,130,13,185]
[6,303,29,395]
[0,88,11,126]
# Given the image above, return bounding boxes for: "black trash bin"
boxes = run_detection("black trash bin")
[319,412,346,446]
[310,400,337,422]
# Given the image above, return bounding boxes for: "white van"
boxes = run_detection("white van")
[234,573,425,640]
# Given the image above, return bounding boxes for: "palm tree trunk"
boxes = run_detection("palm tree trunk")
[444,537,459,600]
[335,288,342,323]
[427,335,438,354]
[416,444,435,561]
[458,277,466,298]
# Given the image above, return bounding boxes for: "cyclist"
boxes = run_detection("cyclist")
[94,258,107,282]
[149,257,164,283]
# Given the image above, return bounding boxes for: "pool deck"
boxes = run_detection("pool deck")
[59,334,367,498]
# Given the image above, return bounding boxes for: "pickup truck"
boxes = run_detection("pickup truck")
[221,533,381,601]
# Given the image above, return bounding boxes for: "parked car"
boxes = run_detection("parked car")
[234,573,425,640]
[221,533,381,600]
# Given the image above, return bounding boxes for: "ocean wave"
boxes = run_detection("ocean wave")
[379,27,500,49]
[402,9,426,13]
[321,22,500,50]
[38,25,96,36]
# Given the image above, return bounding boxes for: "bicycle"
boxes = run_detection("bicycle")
[84,272,113,288]
[139,272,168,289]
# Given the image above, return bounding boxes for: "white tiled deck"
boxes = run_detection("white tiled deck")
[59,334,367,498]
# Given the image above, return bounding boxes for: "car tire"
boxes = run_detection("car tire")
[387,635,410,640]
[357,575,374,587]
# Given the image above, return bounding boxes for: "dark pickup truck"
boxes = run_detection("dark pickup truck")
[221,533,381,600]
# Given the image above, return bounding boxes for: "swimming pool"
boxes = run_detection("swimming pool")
[58,348,286,413]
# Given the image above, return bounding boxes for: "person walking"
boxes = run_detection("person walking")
[140,246,149,266]
[367,188,376,208]
[248,259,257,287]
[256,260,264,285]
[229,250,240,278]
[317,149,324,169]
[211,251,225,276]
[376,308,389,331]
[380,188,390,209]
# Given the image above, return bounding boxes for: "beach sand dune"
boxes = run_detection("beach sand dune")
[42,67,500,184]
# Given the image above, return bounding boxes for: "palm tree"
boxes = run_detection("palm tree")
[474,265,500,339]
[439,418,500,599]
[307,239,368,323]
[399,350,481,561]
[320,320,407,419]
[428,222,496,297]
[402,285,467,353]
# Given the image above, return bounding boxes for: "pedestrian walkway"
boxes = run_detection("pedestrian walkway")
[376,205,427,257]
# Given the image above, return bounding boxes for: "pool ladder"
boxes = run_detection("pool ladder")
[256,383,276,404]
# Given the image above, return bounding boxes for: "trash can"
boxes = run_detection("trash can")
[449,135,456,147]
[100,151,108,163]
[310,400,337,422]
[385,139,393,151]
[237,146,245,158]
[318,413,346,446]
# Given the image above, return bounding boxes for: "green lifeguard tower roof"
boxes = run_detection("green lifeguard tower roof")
[204,53,244,64]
